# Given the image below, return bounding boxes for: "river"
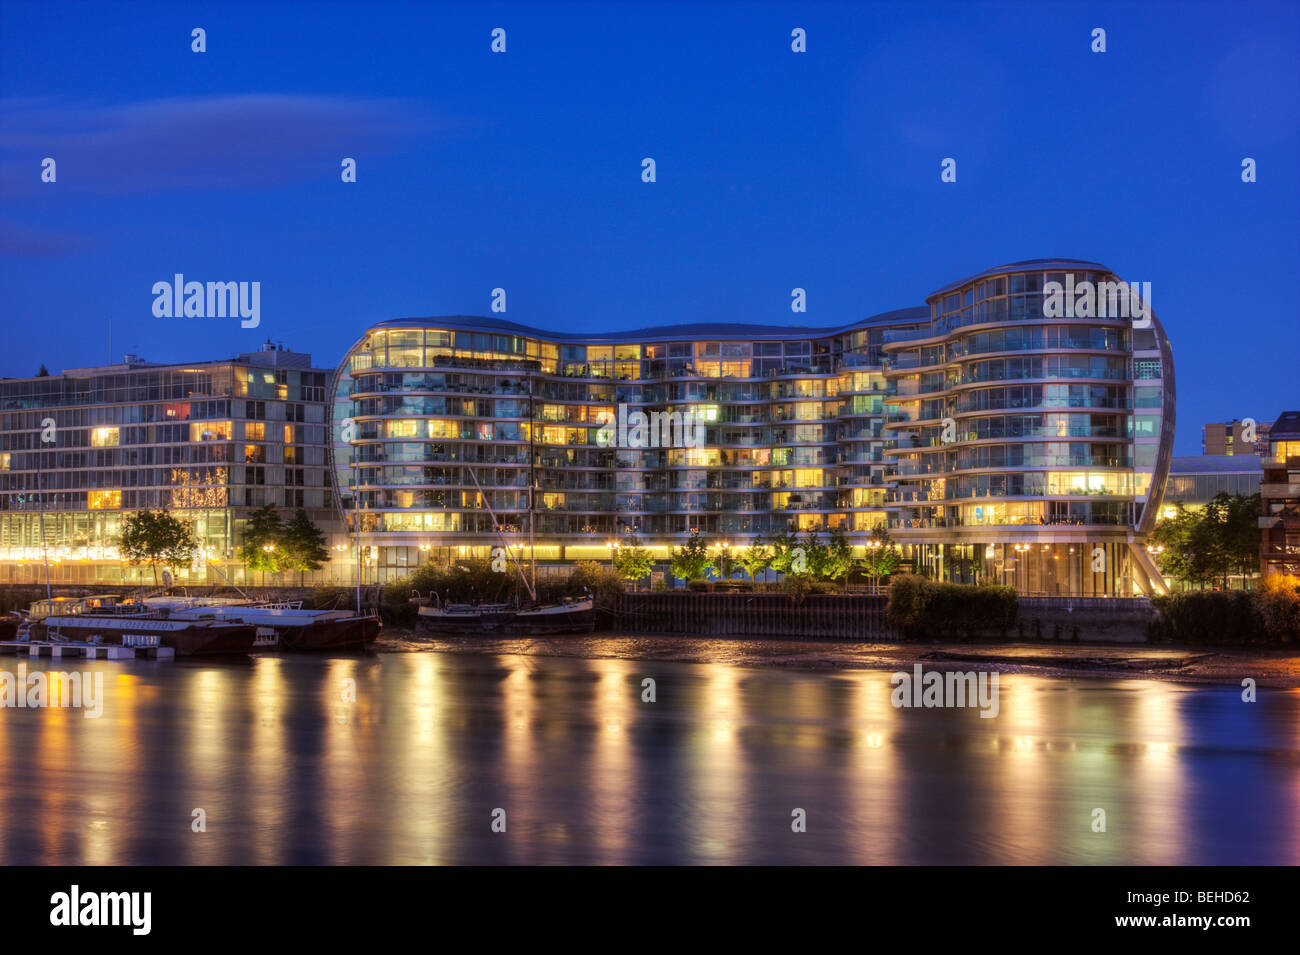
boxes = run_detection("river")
[1,645,1297,864]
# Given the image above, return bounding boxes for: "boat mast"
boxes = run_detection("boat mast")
[466,464,535,602]
[37,440,51,600]
[354,460,361,614]
[528,366,536,597]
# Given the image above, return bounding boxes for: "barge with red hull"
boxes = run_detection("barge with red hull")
[156,602,381,651]
[21,597,257,656]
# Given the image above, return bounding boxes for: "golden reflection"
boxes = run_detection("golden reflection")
[1124,680,1187,865]
[500,658,538,862]
[184,667,231,865]
[248,657,287,865]
[379,653,452,864]
[986,676,1051,863]
[588,660,635,861]
[688,666,743,861]
[34,667,72,863]
[321,658,369,864]
[846,671,901,864]
[82,664,137,866]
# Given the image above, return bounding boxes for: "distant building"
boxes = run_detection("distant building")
[1163,455,1263,513]
[1260,411,1300,577]
[0,342,339,585]
[1202,418,1270,456]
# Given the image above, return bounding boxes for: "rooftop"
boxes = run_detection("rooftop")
[370,307,932,344]
[1170,454,1264,474]
[1268,410,1300,440]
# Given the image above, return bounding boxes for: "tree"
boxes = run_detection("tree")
[119,510,198,586]
[822,526,855,587]
[1150,503,1204,585]
[669,531,713,581]
[1204,492,1261,584]
[1153,494,1261,589]
[800,530,830,579]
[613,535,654,589]
[279,509,330,586]
[738,536,770,580]
[768,529,802,576]
[239,504,285,584]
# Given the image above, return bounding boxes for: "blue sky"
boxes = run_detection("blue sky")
[1,0,1296,453]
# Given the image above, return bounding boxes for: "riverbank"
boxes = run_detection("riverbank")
[379,628,1300,688]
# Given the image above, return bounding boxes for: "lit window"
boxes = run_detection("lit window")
[91,427,119,447]
[190,421,232,441]
[88,490,122,509]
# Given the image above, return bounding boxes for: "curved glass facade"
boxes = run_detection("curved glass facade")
[882,261,1175,595]
[331,259,1175,594]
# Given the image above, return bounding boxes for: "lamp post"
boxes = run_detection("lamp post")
[334,543,347,585]
[1146,544,1165,591]
[261,542,275,587]
[1013,543,1031,595]
[866,538,882,594]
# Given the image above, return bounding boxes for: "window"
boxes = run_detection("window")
[88,490,121,509]
[191,421,232,441]
[91,427,119,447]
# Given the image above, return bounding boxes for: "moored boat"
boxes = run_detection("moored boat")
[416,595,594,635]
[22,596,257,656]
[159,603,381,651]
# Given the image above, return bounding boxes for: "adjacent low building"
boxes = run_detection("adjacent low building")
[1163,455,1263,511]
[1260,410,1300,577]
[0,343,338,585]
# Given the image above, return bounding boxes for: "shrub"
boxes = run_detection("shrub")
[713,579,754,593]
[780,574,812,604]
[686,578,711,592]
[1149,581,1299,646]
[1256,574,1300,642]
[886,575,1017,641]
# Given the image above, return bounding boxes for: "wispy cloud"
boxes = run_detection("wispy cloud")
[0,218,93,256]
[0,93,439,200]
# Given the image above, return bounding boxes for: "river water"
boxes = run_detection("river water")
[1,646,1297,864]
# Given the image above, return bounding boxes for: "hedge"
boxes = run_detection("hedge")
[886,575,1018,641]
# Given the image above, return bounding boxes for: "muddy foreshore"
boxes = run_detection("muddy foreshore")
[377,628,1300,689]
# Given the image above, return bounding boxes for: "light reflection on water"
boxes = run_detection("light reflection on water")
[0,651,1297,865]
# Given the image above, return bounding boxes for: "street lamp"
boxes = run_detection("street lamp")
[1013,543,1031,595]
[866,538,883,594]
[334,543,348,585]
